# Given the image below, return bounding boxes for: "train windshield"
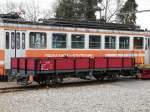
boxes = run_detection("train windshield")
[134,37,143,49]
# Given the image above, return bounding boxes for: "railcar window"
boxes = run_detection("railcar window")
[71,34,85,49]
[105,36,116,49]
[11,32,15,49]
[119,37,130,49]
[52,33,67,48]
[22,33,25,49]
[16,33,20,49]
[89,35,101,49]
[29,32,47,49]
[145,38,148,50]
[148,38,150,48]
[6,32,9,49]
[133,37,143,49]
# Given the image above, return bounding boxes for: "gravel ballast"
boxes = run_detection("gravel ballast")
[0,79,150,112]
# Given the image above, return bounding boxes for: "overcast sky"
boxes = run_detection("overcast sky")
[2,0,150,29]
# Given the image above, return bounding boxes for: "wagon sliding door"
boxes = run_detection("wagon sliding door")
[5,30,26,73]
[145,38,150,64]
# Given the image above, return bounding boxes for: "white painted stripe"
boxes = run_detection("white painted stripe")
[105,54,145,57]
[0,61,4,65]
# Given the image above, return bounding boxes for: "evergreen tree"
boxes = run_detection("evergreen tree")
[55,0,98,21]
[118,0,138,24]
[55,0,76,20]
[78,0,97,21]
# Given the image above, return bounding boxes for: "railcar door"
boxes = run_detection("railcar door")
[5,30,26,72]
[145,38,150,64]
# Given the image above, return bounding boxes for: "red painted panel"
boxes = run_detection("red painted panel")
[123,58,134,68]
[108,58,122,68]
[11,58,18,69]
[94,57,107,69]
[19,58,25,69]
[75,58,90,69]
[56,58,74,70]
[27,59,35,70]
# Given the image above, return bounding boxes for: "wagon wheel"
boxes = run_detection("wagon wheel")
[110,73,119,81]
[51,76,64,84]
[38,80,47,86]
[17,77,29,85]
[93,74,105,81]
[37,76,47,86]
[58,77,64,83]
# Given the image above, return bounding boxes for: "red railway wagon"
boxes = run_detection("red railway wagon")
[11,56,136,85]
[140,69,150,79]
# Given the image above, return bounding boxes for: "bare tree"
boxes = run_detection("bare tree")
[22,0,40,21]
[42,9,54,19]
[0,2,4,14]
[5,1,17,13]
[20,0,55,21]
[98,0,124,23]
[0,0,54,22]
[42,1,58,19]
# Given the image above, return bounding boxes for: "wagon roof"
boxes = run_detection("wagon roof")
[0,18,144,32]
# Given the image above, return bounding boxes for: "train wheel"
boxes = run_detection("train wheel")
[51,76,64,84]
[110,73,119,81]
[36,76,47,86]
[93,74,105,81]
[17,77,30,85]
[38,80,47,86]
[58,77,64,83]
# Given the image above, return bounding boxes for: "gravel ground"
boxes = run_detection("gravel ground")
[0,82,18,88]
[0,79,150,112]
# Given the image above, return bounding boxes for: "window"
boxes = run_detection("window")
[11,32,15,49]
[148,38,150,48]
[134,37,143,49]
[22,33,25,49]
[6,32,9,49]
[119,36,130,49]
[105,36,116,49]
[145,38,148,50]
[29,32,47,49]
[89,35,101,49]
[52,33,67,48]
[71,34,85,49]
[16,33,20,49]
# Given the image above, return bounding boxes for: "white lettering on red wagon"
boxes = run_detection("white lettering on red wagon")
[45,54,93,57]
[41,61,53,70]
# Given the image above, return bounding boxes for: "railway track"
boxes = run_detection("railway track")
[0,77,136,94]
[0,85,41,94]
[0,80,99,94]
